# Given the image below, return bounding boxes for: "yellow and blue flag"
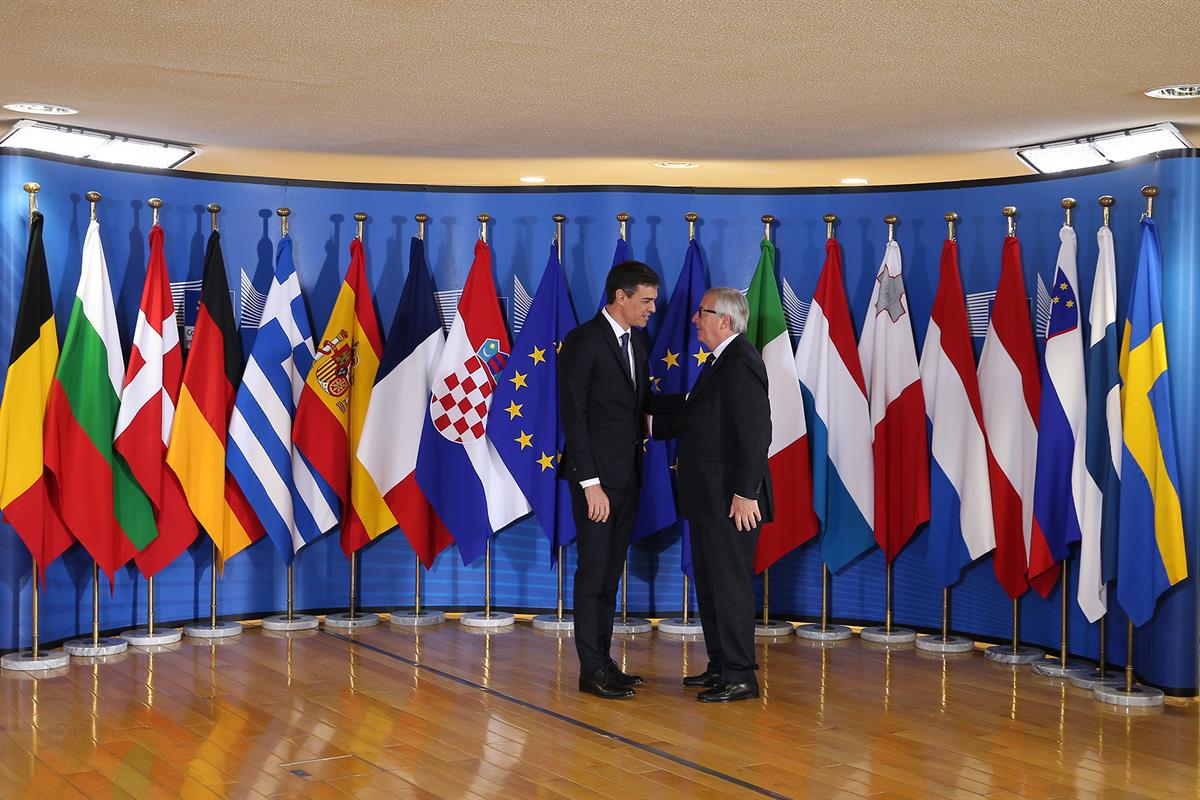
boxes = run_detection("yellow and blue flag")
[1117,215,1187,627]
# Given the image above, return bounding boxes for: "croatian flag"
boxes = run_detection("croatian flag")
[795,238,875,572]
[978,235,1044,599]
[858,239,929,562]
[414,239,530,564]
[919,239,995,587]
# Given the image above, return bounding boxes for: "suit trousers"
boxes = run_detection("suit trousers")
[570,478,637,675]
[691,520,761,684]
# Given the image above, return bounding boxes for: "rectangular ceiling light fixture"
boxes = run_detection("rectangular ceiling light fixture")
[0,119,198,169]
[1016,122,1191,174]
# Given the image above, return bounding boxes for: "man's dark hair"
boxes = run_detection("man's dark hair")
[605,260,660,304]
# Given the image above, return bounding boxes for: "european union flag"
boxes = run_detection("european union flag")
[489,243,579,563]
[638,240,710,576]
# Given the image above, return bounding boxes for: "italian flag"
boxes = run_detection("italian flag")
[745,238,818,571]
[45,219,157,582]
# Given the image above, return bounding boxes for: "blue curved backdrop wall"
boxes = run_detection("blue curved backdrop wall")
[1,152,1196,693]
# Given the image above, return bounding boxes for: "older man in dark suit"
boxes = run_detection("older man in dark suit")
[558,260,660,699]
[652,286,773,703]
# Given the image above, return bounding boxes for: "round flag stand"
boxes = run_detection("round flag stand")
[612,564,652,634]
[755,569,792,638]
[796,565,853,641]
[390,555,445,627]
[121,575,183,645]
[462,539,514,629]
[185,542,243,639]
[984,598,1043,664]
[325,551,380,629]
[532,544,574,631]
[2,565,70,672]
[658,575,704,635]
[915,588,974,653]
[1094,621,1164,707]
[63,569,128,660]
[1069,617,1122,689]
[1032,563,1091,678]
[264,564,319,631]
[860,561,916,646]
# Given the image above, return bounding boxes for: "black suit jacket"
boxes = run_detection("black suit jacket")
[557,313,651,491]
[651,334,774,529]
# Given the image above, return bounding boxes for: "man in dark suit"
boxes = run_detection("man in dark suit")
[652,287,773,703]
[558,260,660,699]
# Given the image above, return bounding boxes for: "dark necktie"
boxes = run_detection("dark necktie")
[619,332,633,383]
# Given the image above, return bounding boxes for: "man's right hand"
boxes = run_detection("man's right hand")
[584,484,611,523]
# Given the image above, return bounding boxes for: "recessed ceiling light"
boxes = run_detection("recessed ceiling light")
[1015,122,1191,173]
[0,119,197,169]
[1144,84,1200,100]
[3,102,78,115]
[519,175,546,183]
[840,177,869,185]
[653,161,701,169]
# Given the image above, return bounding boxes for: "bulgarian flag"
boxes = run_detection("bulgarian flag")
[745,238,818,571]
[114,223,199,577]
[44,218,157,582]
[293,237,386,554]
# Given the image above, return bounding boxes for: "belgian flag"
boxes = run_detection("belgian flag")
[0,212,74,574]
[166,230,263,562]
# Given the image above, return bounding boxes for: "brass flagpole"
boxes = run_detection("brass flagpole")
[797,214,852,643]
[461,213,514,631]
[391,212,446,628]
[658,212,704,637]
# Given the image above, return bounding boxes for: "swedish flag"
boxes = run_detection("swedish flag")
[1116,215,1187,627]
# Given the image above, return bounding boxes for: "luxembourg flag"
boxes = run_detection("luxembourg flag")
[978,235,1045,599]
[414,239,530,565]
[858,239,929,562]
[919,238,995,587]
[795,237,875,572]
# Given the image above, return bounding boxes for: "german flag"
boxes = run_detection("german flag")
[166,230,263,562]
[0,212,73,574]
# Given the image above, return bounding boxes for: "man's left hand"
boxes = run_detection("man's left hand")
[729,495,761,532]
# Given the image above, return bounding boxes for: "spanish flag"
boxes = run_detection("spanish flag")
[166,230,264,562]
[0,212,73,575]
[293,237,385,555]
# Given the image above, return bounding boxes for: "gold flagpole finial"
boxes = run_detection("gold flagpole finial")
[477,213,490,243]
[415,212,428,241]
[149,197,163,227]
[1099,195,1115,228]
[207,203,221,232]
[553,214,566,262]
[277,207,290,237]
[1141,185,1158,218]
[685,212,698,241]
[761,214,775,241]
[945,211,958,242]
[884,214,898,242]
[1061,197,1076,228]
[23,182,40,221]
[616,211,629,242]
[823,213,837,241]
[353,212,367,241]
[1002,206,1017,237]
[86,191,101,222]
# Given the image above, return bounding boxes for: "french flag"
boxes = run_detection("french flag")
[356,237,453,567]
[795,238,875,572]
[414,239,530,565]
[978,235,1046,599]
[919,239,995,587]
[858,239,929,562]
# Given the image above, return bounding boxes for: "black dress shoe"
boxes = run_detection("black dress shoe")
[579,670,634,699]
[697,681,759,703]
[682,669,721,688]
[605,662,644,687]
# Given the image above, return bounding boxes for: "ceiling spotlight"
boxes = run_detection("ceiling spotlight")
[0,119,197,169]
[3,102,78,115]
[519,175,547,184]
[653,161,701,169]
[840,177,869,185]
[1015,122,1191,174]
[1144,84,1200,100]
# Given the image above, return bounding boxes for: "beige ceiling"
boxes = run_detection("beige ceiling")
[4,1,1199,187]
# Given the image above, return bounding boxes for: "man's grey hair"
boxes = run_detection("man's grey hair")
[708,287,748,334]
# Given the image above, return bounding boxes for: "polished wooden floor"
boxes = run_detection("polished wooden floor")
[1,618,1196,799]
